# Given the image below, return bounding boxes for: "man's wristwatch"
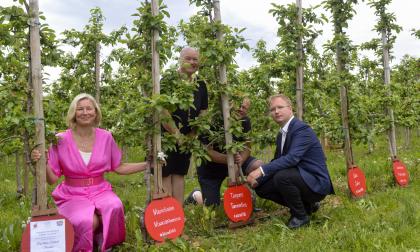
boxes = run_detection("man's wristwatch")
[259,166,265,176]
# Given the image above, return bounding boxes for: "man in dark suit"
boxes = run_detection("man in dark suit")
[247,94,334,229]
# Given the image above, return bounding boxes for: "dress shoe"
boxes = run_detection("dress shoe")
[305,201,321,215]
[184,188,200,205]
[287,215,310,229]
[311,202,320,214]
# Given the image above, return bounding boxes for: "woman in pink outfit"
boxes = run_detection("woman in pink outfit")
[32,93,149,252]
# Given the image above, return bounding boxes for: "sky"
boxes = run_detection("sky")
[2,0,419,82]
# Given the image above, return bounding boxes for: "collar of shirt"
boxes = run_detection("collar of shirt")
[281,115,294,134]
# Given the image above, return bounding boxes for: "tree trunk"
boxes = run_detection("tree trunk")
[320,131,326,152]
[23,147,30,196]
[404,127,410,149]
[122,145,129,162]
[382,30,397,159]
[95,42,101,103]
[336,41,354,168]
[151,0,163,195]
[339,84,354,168]
[145,138,152,204]
[295,0,304,120]
[29,0,47,210]
[15,152,23,195]
[367,122,374,154]
[24,47,33,196]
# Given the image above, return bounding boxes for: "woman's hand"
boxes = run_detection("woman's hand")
[31,149,45,162]
[32,149,58,185]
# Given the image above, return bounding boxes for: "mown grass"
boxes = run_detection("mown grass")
[0,133,419,251]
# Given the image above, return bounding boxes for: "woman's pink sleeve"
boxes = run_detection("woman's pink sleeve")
[48,145,62,177]
[110,134,122,171]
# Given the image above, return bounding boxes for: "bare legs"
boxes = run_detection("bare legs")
[93,213,100,231]
[163,174,185,205]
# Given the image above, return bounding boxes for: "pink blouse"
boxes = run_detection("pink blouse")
[48,128,122,203]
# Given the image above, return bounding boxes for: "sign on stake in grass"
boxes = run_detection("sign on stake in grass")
[347,166,367,198]
[144,197,185,242]
[392,159,409,187]
[223,185,253,223]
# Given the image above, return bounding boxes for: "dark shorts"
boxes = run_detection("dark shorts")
[162,150,191,177]
[241,156,258,175]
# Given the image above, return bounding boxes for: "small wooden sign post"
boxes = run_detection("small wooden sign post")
[21,1,74,251]
[213,0,254,228]
[143,0,185,242]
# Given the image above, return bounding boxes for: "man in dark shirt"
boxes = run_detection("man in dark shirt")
[161,47,208,205]
[190,98,263,206]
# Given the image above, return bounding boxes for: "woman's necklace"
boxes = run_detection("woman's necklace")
[74,129,95,152]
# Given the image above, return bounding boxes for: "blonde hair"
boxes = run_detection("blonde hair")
[268,94,293,108]
[66,93,102,128]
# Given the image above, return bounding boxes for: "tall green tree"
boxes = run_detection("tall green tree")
[175,0,250,166]
[50,7,125,122]
[101,1,177,149]
[0,2,60,197]
[324,0,359,168]
[270,2,326,120]
[392,55,420,148]
[368,0,402,159]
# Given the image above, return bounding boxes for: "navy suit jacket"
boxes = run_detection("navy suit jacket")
[259,118,334,195]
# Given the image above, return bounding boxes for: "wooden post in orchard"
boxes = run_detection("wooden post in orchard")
[213,0,236,184]
[22,3,75,250]
[29,0,47,211]
[150,0,164,198]
[214,0,254,228]
[143,0,185,242]
[15,152,23,194]
[329,0,367,197]
[295,0,304,120]
[382,30,397,159]
[336,48,366,198]
[381,29,409,187]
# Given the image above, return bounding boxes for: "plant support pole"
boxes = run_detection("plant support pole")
[296,0,304,120]
[336,41,354,169]
[29,0,47,210]
[213,0,236,184]
[151,0,164,195]
[382,30,397,158]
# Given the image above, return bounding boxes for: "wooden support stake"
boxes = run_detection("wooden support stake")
[151,0,165,197]
[29,0,47,210]
[295,0,304,120]
[382,30,397,159]
[213,0,236,185]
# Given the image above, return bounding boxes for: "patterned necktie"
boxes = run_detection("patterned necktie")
[280,129,287,155]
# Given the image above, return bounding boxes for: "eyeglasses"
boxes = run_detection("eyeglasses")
[270,105,290,113]
[183,56,199,62]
